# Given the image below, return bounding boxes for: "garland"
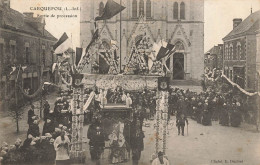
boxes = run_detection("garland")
[18,66,44,98]
[221,74,259,96]
[205,69,260,97]
[153,91,169,157]
[19,81,44,98]
[58,71,72,86]
[98,52,119,74]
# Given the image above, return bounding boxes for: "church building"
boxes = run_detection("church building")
[80,0,204,81]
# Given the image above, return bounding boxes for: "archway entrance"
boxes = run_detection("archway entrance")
[70,75,169,163]
[99,40,111,74]
[172,53,184,80]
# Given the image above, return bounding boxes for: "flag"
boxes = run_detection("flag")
[166,43,175,52]
[44,82,52,85]
[156,47,168,61]
[21,66,27,71]
[135,37,143,47]
[76,47,86,66]
[92,29,99,41]
[95,0,126,21]
[158,40,168,48]
[83,91,95,112]
[10,67,16,75]
[147,52,156,70]
[53,33,71,55]
[162,58,170,72]
[85,29,99,54]
[152,43,161,57]
[111,39,117,46]
[110,40,118,50]
[148,58,153,70]
[52,63,57,73]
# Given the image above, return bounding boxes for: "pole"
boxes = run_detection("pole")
[15,65,21,133]
[40,89,43,118]
[119,0,122,73]
[39,38,43,119]
[187,123,188,136]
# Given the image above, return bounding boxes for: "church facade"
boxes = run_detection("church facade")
[80,0,204,81]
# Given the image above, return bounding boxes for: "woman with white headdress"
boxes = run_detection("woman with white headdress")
[126,93,132,108]
[54,131,70,165]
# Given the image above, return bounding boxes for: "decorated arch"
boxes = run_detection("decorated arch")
[69,74,170,162]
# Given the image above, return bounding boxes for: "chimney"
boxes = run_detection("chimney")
[3,0,10,8]
[233,18,242,29]
[30,16,45,35]
[23,12,34,18]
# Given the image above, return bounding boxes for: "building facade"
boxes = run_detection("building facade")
[80,0,204,81]
[222,11,260,91]
[204,44,223,70]
[0,1,57,102]
[256,29,260,92]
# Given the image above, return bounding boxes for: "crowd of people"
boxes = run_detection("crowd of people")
[168,87,245,127]
[0,93,73,164]
[85,87,146,165]
[93,85,248,128]
[0,82,255,165]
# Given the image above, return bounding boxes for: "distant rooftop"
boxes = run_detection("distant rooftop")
[223,10,260,40]
[0,5,57,41]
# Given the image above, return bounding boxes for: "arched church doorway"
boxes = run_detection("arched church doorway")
[172,53,184,79]
[172,41,185,80]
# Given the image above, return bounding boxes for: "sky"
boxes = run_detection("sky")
[11,0,260,52]
[204,0,260,52]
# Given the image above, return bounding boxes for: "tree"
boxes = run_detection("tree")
[8,98,24,133]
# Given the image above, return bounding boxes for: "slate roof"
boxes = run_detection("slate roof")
[223,10,260,41]
[0,5,57,41]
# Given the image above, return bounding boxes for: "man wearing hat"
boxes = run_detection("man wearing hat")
[42,119,55,135]
[27,105,35,126]
[152,151,170,165]
[43,100,50,122]
[88,125,105,162]
[219,103,229,126]
[176,114,188,136]
[27,120,40,138]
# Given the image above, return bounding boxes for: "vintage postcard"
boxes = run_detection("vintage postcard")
[0,0,260,165]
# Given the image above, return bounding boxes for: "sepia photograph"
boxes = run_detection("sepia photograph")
[0,0,260,164]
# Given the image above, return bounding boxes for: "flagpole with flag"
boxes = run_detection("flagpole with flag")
[94,0,125,21]
[120,0,122,73]
[94,0,125,73]
[53,33,71,55]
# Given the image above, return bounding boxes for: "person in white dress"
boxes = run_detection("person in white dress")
[121,91,127,102]
[151,151,170,165]
[54,131,70,165]
[126,93,132,108]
